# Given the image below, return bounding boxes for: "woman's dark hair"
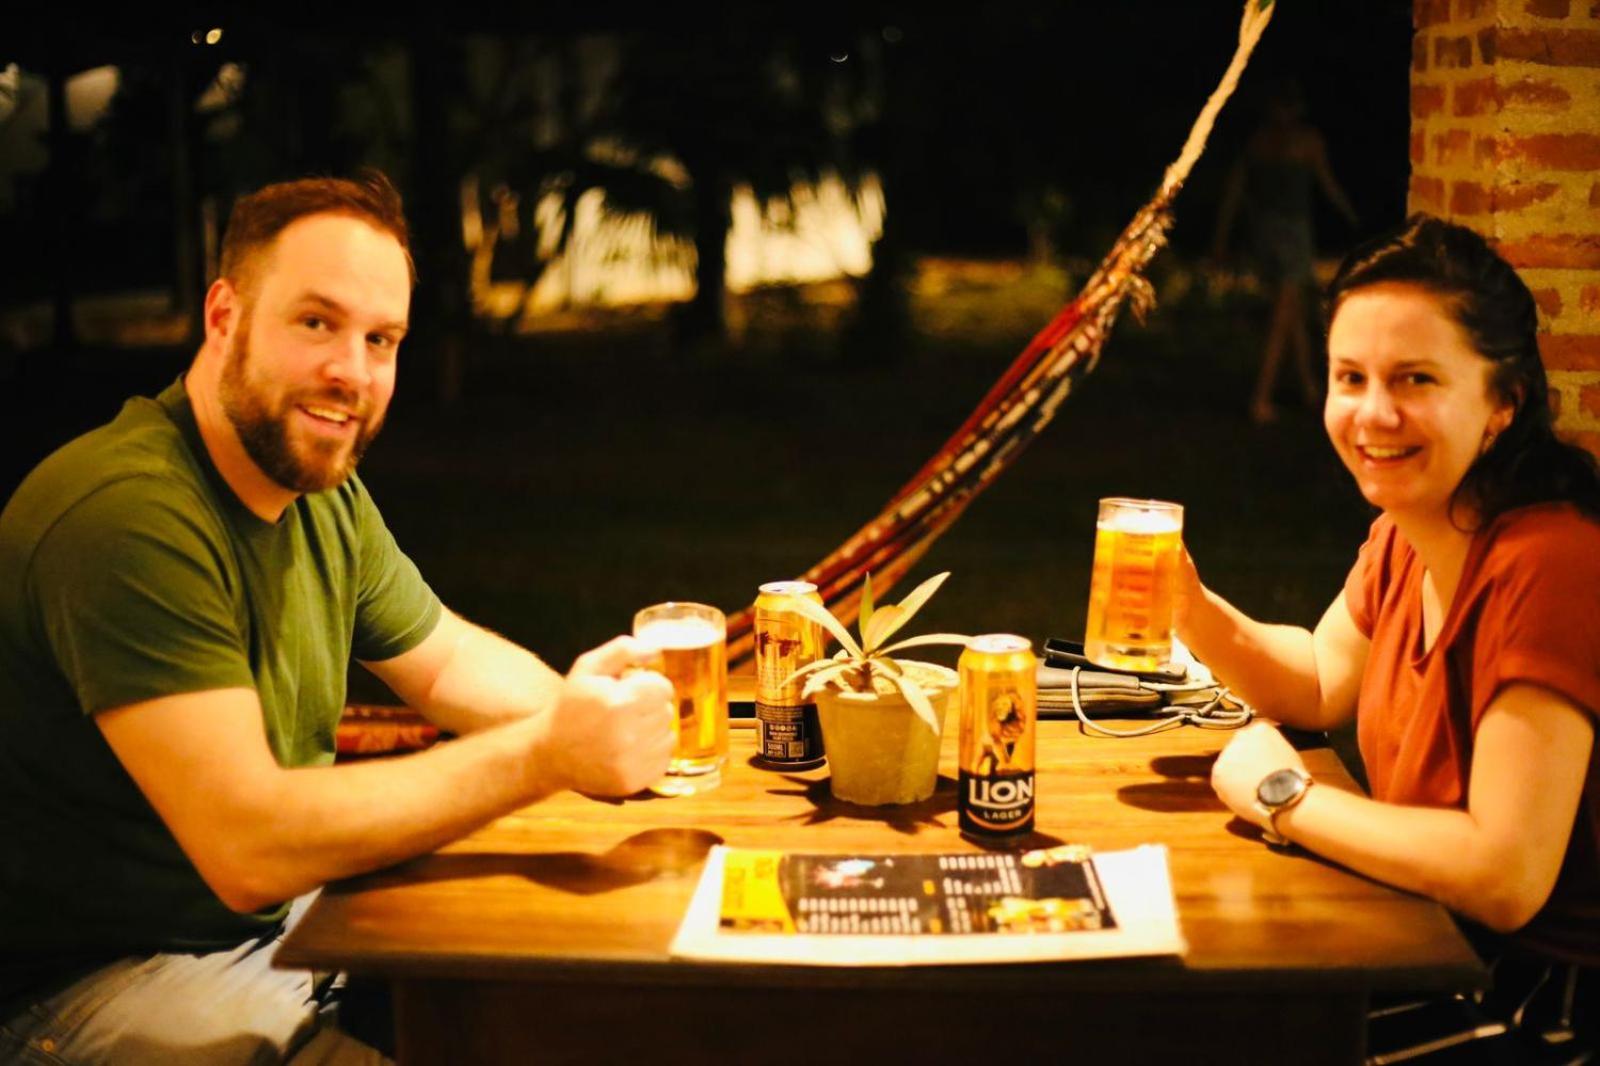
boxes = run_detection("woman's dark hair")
[1324,213,1600,524]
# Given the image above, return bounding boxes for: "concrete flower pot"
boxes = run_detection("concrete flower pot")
[813,661,957,806]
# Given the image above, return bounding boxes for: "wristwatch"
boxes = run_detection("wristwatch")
[1253,768,1313,845]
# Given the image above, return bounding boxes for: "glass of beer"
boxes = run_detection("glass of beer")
[633,601,728,796]
[1083,497,1184,673]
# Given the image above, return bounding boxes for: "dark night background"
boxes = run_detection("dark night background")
[0,2,1412,683]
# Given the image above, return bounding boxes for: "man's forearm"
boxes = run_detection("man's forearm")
[98,685,580,916]
[228,641,674,910]
[222,713,563,911]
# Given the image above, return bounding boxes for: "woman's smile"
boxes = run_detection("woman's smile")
[1324,282,1513,523]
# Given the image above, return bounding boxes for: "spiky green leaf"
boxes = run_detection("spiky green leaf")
[877,633,974,657]
[868,656,903,680]
[872,571,950,648]
[782,594,863,659]
[801,661,860,699]
[883,670,941,735]
[781,655,850,690]
[859,572,876,641]
[861,604,904,653]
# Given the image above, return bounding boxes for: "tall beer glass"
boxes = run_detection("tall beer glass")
[633,601,728,796]
[1083,498,1184,673]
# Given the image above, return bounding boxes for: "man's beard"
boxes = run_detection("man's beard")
[218,326,384,495]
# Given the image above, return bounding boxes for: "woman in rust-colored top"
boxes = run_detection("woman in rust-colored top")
[1176,216,1600,1044]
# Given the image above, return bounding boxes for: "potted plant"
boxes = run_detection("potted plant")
[784,572,970,806]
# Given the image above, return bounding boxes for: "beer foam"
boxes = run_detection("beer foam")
[636,617,723,650]
[970,634,1031,654]
[759,580,817,596]
[1099,508,1182,535]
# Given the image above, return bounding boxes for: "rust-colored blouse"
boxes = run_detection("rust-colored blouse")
[1345,503,1600,963]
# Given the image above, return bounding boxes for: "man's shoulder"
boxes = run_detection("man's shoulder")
[2,396,218,556]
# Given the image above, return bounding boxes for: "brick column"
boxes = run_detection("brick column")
[1410,0,1600,456]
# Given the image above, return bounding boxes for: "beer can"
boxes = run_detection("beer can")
[958,634,1038,840]
[753,581,827,768]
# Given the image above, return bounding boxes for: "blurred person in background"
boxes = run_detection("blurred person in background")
[1213,79,1359,426]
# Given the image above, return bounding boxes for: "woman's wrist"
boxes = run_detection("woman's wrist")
[1176,584,1228,659]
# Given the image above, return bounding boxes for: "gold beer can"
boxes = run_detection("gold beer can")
[753,581,827,768]
[958,634,1037,840]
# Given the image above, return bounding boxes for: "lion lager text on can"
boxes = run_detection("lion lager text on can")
[1083,497,1184,673]
[958,634,1037,840]
[753,580,826,768]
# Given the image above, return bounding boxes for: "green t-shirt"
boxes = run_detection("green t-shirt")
[0,378,440,960]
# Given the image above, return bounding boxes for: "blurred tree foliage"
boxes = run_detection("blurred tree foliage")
[1,3,1411,370]
[71,17,882,357]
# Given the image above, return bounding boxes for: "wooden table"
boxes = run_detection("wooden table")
[278,712,1484,1065]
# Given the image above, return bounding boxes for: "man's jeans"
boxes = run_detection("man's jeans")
[0,897,387,1065]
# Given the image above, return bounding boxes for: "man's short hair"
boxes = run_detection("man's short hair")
[217,170,417,295]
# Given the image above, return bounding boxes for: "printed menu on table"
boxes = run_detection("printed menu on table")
[670,843,1185,966]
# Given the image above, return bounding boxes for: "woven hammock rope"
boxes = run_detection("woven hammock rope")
[725,0,1276,664]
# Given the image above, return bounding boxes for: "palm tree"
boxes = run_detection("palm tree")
[602,19,880,344]
[439,19,882,347]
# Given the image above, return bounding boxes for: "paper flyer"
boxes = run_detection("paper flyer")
[670,843,1185,966]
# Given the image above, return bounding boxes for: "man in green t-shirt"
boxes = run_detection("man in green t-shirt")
[0,173,675,1064]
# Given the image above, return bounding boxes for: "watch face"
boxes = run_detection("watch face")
[1257,769,1307,807]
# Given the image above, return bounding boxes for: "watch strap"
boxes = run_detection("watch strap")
[1262,805,1292,846]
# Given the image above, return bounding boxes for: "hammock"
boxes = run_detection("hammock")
[725,0,1275,663]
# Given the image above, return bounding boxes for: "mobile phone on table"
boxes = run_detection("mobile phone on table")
[1042,638,1188,684]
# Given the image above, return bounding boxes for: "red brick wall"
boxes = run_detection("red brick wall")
[1410,0,1600,456]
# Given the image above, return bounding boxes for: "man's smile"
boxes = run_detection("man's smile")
[289,393,369,444]
[300,403,354,425]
